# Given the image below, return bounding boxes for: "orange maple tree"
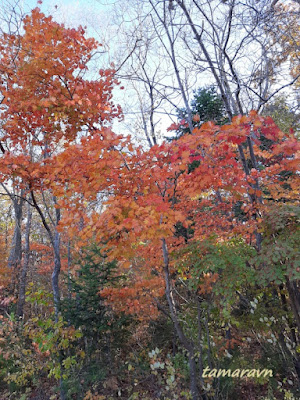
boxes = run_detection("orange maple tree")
[0,8,123,317]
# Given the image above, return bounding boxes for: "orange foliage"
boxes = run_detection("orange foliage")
[53,111,299,319]
[198,273,219,295]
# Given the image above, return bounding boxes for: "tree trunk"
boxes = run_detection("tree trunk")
[52,228,61,321]
[8,192,25,294]
[286,279,300,334]
[51,198,67,400]
[16,201,32,318]
[150,0,194,133]
[30,190,66,400]
[196,298,206,389]
[162,238,208,400]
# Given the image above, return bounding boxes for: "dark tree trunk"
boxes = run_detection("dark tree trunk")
[162,238,208,400]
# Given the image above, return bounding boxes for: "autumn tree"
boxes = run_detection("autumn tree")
[262,95,300,136]
[63,111,299,398]
[270,1,300,88]
[0,8,124,398]
[0,7,122,318]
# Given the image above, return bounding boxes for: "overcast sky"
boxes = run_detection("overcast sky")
[23,0,110,33]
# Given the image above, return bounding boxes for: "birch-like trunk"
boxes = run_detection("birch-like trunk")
[8,192,25,294]
[16,201,32,317]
